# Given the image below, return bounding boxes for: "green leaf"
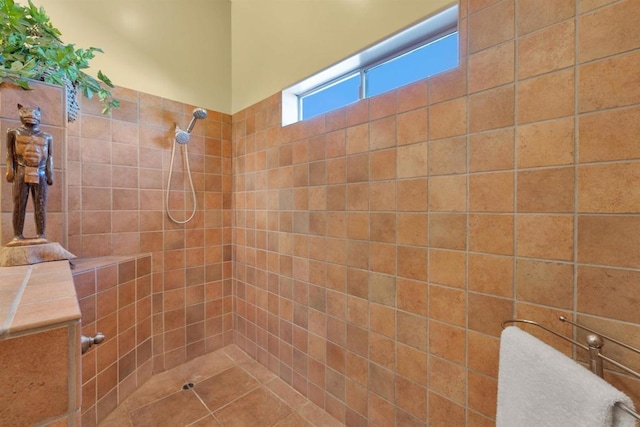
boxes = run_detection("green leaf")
[82,86,93,99]
[97,70,114,87]
[9,60,23,71]
[15,79,31,90]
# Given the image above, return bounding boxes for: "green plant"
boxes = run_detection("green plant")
[0,0,119,114]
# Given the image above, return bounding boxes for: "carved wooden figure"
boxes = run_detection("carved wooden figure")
[5,104,53,246]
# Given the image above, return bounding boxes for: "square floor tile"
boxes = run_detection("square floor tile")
[193,366,259,411]
[214,388,292,426]
[129,390,209,427]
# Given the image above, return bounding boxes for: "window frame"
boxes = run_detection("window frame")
[282,4,459,126]
[298,70,363,121]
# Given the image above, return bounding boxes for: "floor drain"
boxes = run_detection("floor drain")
[182,382,195,390]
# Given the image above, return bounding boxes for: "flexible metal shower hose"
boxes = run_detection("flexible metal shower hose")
[165,138,197,224]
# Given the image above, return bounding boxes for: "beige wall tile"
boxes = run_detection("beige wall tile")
[468,0,515,53]
[397,108,428,146]
[82,138,112,164]
[579,50,640,113]
[578,215,640,268]
[578,162,640,213]
[429,175,467,212]
[346,101,369,127]
[346,183,369,211]
[429,320,465,365]
[578,0,619,13]
[578,0,640,63]
[516,214,574,261]
[429,285,466,327]
[467,371,498,418]
[517,167,575,213]
[468,0,502,14]
[468,293,513,337]
[397,342,428,385]
[429,249,466,289]
[396,278,427,316]
[517,118,574,168]
[369,181,396,211]
[369,90,397,121]
[369,148,396,181]
[469,85,515,132]
[369,116,396,150]
[398,80,428,113]
[346,124,369,155]
[369,213,395,243]
[468,331,500,378]
[429,60,468,105]
[397,213,428,246]
[516,258,573,309]
[517,69,575,124]
[429,214,467,251]
[396,376,427,421]
[397,246,427,281]
[1,81,65,127]
[397,178,428,212]
[428,356,466,403]
[468,253,514,297]
[518,21,575,80]
[469,214,514,255]
[346,154,369,183]
[579,106,640,163]
[469,128,515,173]
[517,0,574,36]
[469,42,514,93]
[428,392,466,427]
[429,97,468,139]
[429,136,467,176]
[396,143,428,178]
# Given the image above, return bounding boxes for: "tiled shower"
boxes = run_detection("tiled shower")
[232,0,640,425]
[1,0,640,426]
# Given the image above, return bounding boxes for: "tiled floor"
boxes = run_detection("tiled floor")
[98,345,343,427]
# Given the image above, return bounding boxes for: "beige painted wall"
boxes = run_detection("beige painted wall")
[230,0,454,112]
[36,0,232,113]
[31,0,453,114]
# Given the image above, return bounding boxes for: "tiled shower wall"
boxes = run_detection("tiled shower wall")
[66,86,235,371]
[1,80,234,424]
[65,88,235,424]
[73,255,152,425]
[232,0,640,425]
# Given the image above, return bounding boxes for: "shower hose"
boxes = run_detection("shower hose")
[165,137,197,224]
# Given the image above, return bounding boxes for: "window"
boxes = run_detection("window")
[282,4,459,125]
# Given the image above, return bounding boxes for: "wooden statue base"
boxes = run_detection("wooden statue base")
[6,237,49,247]
[0,241,76,267]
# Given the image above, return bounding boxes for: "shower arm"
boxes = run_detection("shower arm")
[186,117,198,133]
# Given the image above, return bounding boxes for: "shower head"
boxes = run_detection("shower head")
[193,108,208,120]
[175,128,190,144]
[186,108,208,133]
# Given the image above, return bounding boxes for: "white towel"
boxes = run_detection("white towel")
[497,326,637,427]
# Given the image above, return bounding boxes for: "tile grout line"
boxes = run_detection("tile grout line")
[1,265,34,335]
[188,387,224,425]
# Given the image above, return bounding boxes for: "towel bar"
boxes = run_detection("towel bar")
[502,317,640,421]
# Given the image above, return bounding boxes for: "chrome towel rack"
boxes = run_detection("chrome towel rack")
[502,316,640,421]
